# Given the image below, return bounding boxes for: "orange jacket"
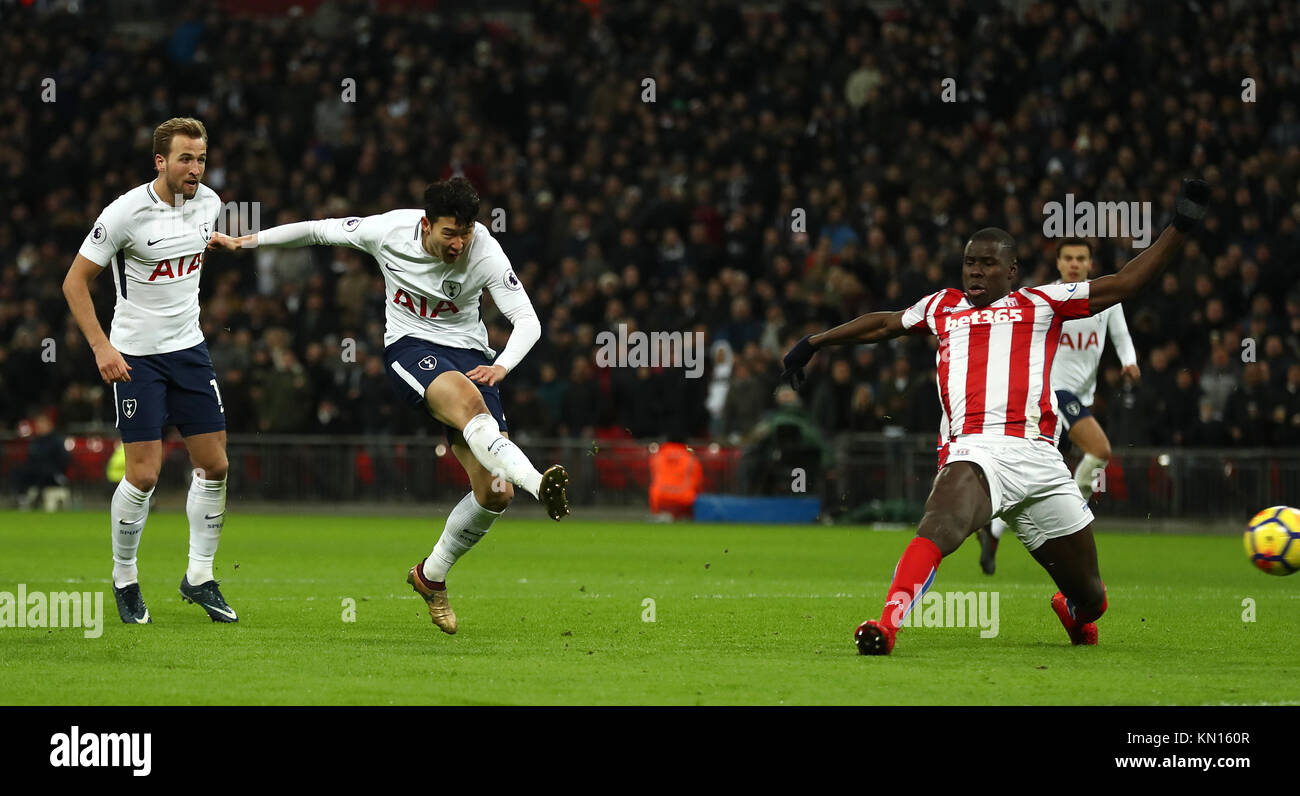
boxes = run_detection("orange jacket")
[649,442,703,503]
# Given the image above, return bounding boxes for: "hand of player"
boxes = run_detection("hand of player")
[780,335,816,390]
[93,342,132,383]
[1172,178,1210,231]
[1121,364,1141,382]
[207,232,254,251]
[466,364,507,387]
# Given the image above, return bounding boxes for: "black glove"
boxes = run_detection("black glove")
[1172,178,1210,232]
[781,335,816,390]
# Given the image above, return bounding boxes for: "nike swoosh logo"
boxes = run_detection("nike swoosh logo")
[384,262,406,272]
[147,236,179,246]
[200,602,238,620]
[135,609,150,624]
[119,519,136,525]
[204,512,225,520]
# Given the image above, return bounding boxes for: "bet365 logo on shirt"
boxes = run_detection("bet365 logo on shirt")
[942,308,1024,333]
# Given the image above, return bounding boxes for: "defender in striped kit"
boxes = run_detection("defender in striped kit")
[781,178,1211,654]
[977,238,1141,574]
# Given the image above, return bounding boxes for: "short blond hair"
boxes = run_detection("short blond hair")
[153,117,208,159]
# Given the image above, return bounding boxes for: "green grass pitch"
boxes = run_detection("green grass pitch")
[1,510,1296,705]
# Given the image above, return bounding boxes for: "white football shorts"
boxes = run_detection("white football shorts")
[941,434,1094,551]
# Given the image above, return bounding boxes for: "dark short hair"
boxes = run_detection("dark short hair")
[424,177,480,227]
[1056,237,1092,260]
[968,227,1017,260]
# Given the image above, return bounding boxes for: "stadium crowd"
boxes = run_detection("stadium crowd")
[2,0,1298,449]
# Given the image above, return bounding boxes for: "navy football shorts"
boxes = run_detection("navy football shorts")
[1055,389,1092,433]
[114,342,226,443]
[384,335,508,439]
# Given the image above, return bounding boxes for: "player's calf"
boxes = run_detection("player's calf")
[478,475,514,512]
[916,508,971,556]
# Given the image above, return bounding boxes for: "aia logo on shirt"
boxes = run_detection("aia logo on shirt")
[393,288,459,319]
[1060,331,1100,350]
[147,252,203,281]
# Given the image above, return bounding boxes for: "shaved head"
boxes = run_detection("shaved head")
[968,228,1017,261]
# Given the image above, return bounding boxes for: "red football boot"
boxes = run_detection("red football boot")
[1051,591,1098,645]
[855,619,897,655]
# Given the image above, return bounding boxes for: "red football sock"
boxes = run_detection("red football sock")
[879,537,942,632]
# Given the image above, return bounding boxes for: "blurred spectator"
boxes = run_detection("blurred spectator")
[738,385,829,496]
[1227,363,1282,446]
[16,414,69,509]
[0,0,1293,450]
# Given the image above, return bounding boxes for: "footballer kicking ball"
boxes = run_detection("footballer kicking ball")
[1244,506,1300,576]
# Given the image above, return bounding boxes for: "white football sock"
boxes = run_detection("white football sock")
[111,478,153,588]
[461,413,543,498]
[185,472,227,585]
[990,516,1007,540]
[423,491,503,582]
[1075,454,1107,501]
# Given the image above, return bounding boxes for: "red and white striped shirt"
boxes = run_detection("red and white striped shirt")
[900,283,1091,452]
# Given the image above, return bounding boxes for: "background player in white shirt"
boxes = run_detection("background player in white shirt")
[978,238,1141,573]
[62,117,237,625]
[210,177,568,636]
[781,179,1210,655]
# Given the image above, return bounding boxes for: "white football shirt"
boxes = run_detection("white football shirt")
[1049,280,1137,406]
[78,182,222,356]
[260,212,535,358]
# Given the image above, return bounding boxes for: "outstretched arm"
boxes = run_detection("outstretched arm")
[810,310,909,348]
[1088,226,1186,314]
[1089,179,1210,314]
[781,310,909,389]
[209,215,383,253]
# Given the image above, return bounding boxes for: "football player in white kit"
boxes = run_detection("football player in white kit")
[209,177,569,635]
[63,118,238,625]
[976,238,1140,574]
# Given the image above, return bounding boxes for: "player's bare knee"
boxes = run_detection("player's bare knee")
[125,471,157,493]
[480,479,513,512]
[464,396,491,422]
[196,458,228,481]
[917,510,967,555]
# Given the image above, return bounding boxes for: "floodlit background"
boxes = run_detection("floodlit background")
[2,0,1297,525]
